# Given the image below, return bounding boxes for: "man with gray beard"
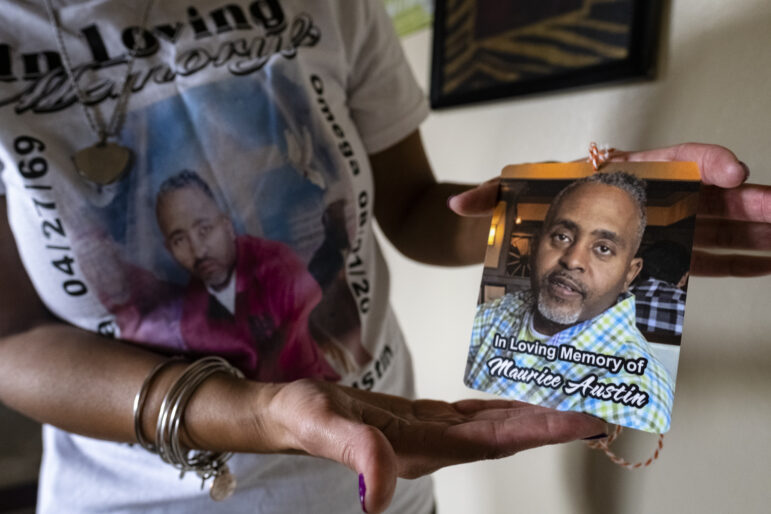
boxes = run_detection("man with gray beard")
[465,171,674,434]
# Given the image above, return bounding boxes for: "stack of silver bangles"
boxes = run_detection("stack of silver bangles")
[133,356,244,501]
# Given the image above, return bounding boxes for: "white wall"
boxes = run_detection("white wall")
[383,1,771,512]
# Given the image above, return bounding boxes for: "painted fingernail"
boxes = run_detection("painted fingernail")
[359,473,368,513]
[739,161,750,180]
[583,433,608,440]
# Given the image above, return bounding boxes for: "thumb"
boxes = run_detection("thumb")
[267,382,400,512]
[346,426,399,514]
[304,417,399,514]
[448,177,500,217]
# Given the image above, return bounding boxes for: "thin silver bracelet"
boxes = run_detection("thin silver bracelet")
[132,357,184,453]
[155,356,245,501]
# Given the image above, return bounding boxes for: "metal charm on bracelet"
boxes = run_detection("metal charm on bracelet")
[155,356,245,501]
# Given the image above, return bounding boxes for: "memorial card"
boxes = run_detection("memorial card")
[464,161,701,434]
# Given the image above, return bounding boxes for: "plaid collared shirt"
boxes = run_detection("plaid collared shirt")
[465,290,674,433]
[632,277,686,336]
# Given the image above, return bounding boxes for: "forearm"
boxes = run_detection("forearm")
[0,321,605,514]
[384,181,490,266]
[370,131,492,266]
[0,323,278,452]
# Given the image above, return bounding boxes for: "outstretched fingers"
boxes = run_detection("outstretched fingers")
[452,398,535,414]
[273,382,608,512]
[380,402,606,478]
[444,407,606,457]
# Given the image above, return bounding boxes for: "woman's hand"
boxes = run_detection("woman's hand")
[610,143,771,276]
[261,379,605,513]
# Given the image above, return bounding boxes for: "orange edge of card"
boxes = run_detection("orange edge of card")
[500,162,700,181]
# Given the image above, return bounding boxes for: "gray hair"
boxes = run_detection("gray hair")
[545,171,647,250]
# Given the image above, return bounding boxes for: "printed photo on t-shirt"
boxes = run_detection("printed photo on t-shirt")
[465,161,701,434]
[49,65,373,382]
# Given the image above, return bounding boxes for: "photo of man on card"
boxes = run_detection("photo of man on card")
[465,164,701,434]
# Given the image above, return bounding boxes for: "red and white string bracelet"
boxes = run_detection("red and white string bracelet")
[587,141,615,171]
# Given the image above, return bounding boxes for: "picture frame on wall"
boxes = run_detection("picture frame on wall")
[430,0,663,109]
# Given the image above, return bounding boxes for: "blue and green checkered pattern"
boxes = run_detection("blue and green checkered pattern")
[465,290,674,433]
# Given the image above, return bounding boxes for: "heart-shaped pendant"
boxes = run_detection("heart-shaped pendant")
[72,142,132,185]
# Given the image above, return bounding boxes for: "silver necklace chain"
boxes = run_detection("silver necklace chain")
[42,0,155,144]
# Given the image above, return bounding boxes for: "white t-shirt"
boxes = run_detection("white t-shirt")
[0,0,432,512]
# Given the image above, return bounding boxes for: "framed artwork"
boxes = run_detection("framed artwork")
[430,0,663,108]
